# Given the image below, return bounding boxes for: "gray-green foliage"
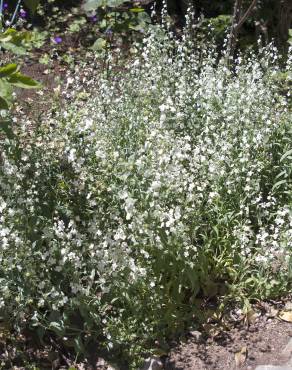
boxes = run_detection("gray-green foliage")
[0,25,291,368]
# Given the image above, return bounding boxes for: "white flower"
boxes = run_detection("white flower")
[125,197,136,220]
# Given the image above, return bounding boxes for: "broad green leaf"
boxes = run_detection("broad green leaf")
[1,43,27,55]
[7,73,41,89]
[0,64,18,78]
[91,38,107,51]
[0,29,32,55]
[0,97,9,110]
[0,28,17,42]
[0,79,13,101]
[24,0,40,13]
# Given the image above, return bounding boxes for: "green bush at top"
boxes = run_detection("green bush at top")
[0,0,41,136]
[0,24,291,368]
[0,0,41,120]
[0,28,41,138]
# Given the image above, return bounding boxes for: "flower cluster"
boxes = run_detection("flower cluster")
[0,25,291,366]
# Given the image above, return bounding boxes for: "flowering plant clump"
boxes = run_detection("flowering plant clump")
[0,24,291,367]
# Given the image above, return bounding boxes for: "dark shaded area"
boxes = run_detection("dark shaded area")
[7,0,291,52]
[157,0,291,53]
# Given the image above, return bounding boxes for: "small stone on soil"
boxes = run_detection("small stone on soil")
[189,330,202,342]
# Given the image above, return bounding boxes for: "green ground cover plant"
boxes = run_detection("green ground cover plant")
[0,21,291,368]
[0,0,41,132]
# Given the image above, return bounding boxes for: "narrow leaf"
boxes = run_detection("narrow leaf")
[7,73,41,89]
[272,179,287,191]
[0,64,18,78]
[130,8,145,12]
[280,149,292,162]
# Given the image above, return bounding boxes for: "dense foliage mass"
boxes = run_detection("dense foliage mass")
[0,23,291,367]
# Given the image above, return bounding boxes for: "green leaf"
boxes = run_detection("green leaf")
[74,336,85,354]
[91,38,107,51]
[272,179,287,191]
[23,0,40,13]
[129,8,145,13]
[0,42,27,55]
[7,73,41,89]
[83,0,104,11]
[36,327,45,344]
[0,28,17,42]
[0,29,32,55]
[0,79,13,101]
[275,170,287,179]
[0,119,14,139]
[186,268,199,293]
[49,321,64,336]
[107,0,125,6]
[84,0,124,10]
[280,149,292,162]
[0,64,18,78]
[0,97,9,110]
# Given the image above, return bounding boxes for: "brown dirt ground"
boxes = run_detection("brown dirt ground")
[165,303,292,370]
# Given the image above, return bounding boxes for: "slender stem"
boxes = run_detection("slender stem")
[10,0,22,26]
[0,0,3,17]
[235,0,257,31]
[226,0,243,64]
[226,0,258,65]
[0,0,4,32]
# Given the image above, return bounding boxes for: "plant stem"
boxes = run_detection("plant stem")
[0,0,3,30]
[236,0,257,31]
[10,0,22,26]
[226,0,258,65]
[226,0,243,64]
[0,0,3,17]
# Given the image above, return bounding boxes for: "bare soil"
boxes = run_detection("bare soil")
[165,303,292,370]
